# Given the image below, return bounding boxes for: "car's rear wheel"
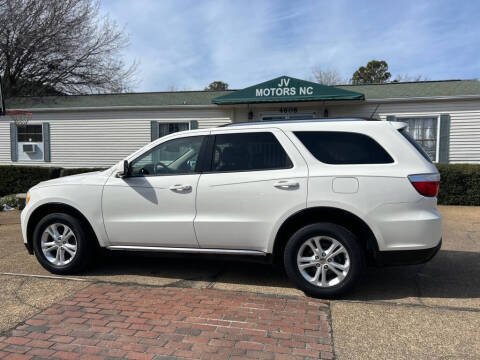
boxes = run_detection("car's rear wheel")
[33,213,92,274]
[284,222,364,298]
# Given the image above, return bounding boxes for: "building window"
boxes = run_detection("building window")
[159,122,189,137]
[397,117,438,161]
[16,124,46,162]
[17,125,43,142]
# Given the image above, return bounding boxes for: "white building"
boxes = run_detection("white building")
[1,76,480,168]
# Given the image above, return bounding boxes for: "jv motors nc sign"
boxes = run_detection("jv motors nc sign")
[255,77,314,97]
[211,76,365,104]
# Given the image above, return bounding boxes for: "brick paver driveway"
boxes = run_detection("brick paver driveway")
[0,284,334,360]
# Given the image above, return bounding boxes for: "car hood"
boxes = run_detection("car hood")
[33,170,109,189]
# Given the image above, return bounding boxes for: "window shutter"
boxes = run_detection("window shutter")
[190,120,199,129]
[43,123,51,162]
[386,115,396,122]
[10,123,17,162]
[438,114,450,163]
[150,121,159,141]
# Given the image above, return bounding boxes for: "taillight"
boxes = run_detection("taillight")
[408,173,440,197]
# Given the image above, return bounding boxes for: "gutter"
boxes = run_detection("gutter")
[3,104,220,113]
[365,94,480,103]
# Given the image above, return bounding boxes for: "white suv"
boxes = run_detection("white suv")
[21,119,442,298]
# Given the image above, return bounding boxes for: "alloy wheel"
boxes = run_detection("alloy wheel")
[40,223,77,266]
[296,236,350,287]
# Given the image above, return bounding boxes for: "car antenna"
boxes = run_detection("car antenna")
[369,104,381,120]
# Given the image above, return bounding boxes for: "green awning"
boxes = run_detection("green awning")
[212,76,364,104]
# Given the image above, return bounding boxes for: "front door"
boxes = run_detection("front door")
[102,134,207,247]
[194,129,308,252]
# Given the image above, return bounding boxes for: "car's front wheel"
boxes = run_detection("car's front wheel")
[284,222,364,298]
[33,213,92,274]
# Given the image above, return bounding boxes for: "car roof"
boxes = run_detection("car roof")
[223,117,376,127]
[213,118,404,132]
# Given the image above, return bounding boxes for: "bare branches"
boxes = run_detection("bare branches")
[311,68,347,86]
[0,0,137,96]
[392,74,430,82]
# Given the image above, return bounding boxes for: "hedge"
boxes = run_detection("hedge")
[0,166,105,197]
[60,168,106,177]
[0,166,61,197]
[437,164,480,206]
[0,164,479,205]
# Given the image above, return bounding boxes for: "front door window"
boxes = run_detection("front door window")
[130,136,204,176]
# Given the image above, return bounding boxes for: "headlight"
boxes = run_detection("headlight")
[26,191,31,205]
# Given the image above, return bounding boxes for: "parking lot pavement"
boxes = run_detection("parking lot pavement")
[0,205,479,359]
[0,283,333,360]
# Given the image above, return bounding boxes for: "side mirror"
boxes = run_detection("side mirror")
[117,160,130,178]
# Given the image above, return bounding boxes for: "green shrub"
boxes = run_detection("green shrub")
[437,164,480,206]
[0,166,61,197]
[60,168,106,177]
[0,194,17,208]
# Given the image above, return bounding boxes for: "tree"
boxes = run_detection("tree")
[0,0,136,97]
[312,68,346,86]
[351,60,391,84]
[205,81,228,91]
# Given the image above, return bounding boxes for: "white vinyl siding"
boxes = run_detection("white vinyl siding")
[0,122,10,163]
[0,109,232,168]
[1,98,479,167]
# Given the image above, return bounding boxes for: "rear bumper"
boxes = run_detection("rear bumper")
[374,238,442,266]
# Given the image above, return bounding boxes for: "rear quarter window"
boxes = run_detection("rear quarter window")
[398,128,433,163]
[294,131,394,165]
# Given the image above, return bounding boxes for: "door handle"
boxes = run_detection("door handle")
[169,184,192,192]
[273,181,299,190]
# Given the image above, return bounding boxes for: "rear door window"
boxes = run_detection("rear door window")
[211,132,292,172]
[294,131,394,164]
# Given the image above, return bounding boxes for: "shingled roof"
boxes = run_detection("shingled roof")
[5,79,480,110]
[337,79,480,100]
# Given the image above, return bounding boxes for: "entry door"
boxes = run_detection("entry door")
[102,134,207,247]
[194,129,308,252]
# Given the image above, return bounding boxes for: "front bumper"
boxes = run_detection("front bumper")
[374,238,442,266]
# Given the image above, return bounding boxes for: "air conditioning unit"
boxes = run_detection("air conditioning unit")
[22,144,36,153]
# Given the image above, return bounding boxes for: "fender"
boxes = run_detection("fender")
[22,188,110,248]
[267,199,383,253]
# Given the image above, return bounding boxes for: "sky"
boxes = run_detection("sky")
[101,0,480,92]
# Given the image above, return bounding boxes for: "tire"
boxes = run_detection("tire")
[33,213,92,274]
[284,222,364,298]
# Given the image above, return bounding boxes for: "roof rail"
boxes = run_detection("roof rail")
[220,117,380,127]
